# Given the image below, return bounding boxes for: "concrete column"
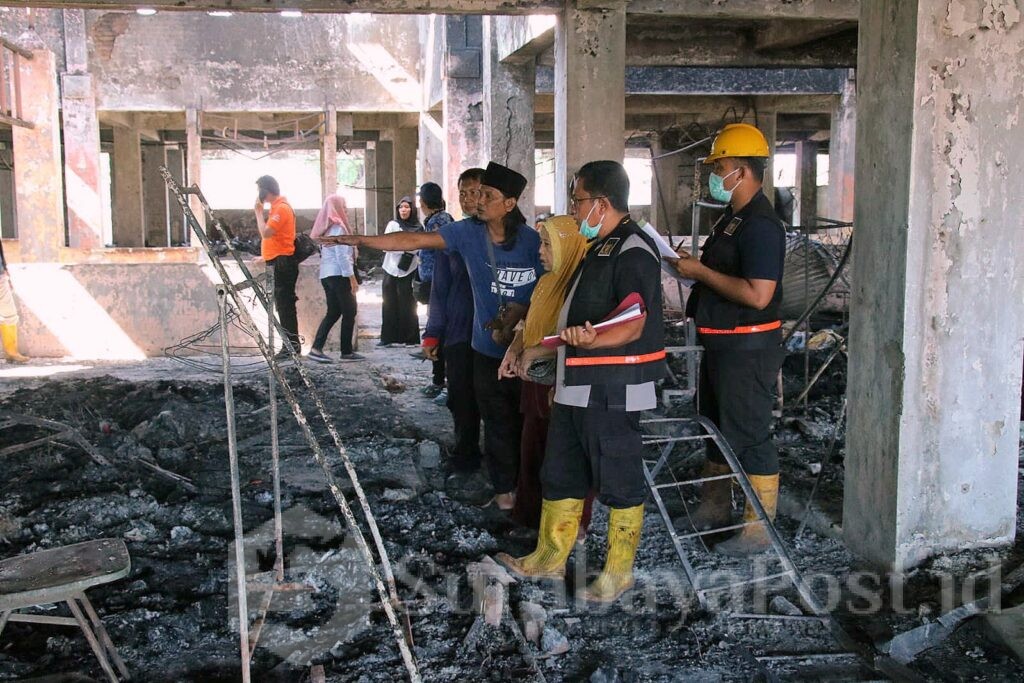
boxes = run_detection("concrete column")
[61,9,103,249]
[320,105,338,202]
[828,70,856,223]
[141,144,168,247]
[756,108,777,206]
[418,111,445,187]
[794,139,818,228]
[185,108,205,230]
[650,137,680,233]
[483,15,536,223]
[364,143,379,234]
[165,146,187,245]
[111,125,145,247]
[0,159,16,238]
[844,0,1024,572]
[12,47,65,262]
[443,15,485,211]
[392,127,418,203]
[552,1,626,214]
[374,140,395,232]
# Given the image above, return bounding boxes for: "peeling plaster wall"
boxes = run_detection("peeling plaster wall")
[0,8,66,69]
[82,11,424,112]
[846,0,1024,570]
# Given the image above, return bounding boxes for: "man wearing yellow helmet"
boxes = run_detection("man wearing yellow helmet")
[667,122,786,556]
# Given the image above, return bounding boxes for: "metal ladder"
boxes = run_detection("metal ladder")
[643,399,918,680]
[160,169,421,682]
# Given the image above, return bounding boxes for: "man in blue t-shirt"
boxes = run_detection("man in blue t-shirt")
[320,161,541,510]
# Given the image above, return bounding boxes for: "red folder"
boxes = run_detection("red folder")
[541,292,647,349]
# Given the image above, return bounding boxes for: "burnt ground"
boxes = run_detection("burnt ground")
[0,322,1022,681]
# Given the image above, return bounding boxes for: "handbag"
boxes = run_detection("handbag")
[292,232,319,263]
[526,357,556,386]
[397,251,415,271]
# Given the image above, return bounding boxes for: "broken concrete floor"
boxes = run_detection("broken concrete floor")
[0,343,1021,681]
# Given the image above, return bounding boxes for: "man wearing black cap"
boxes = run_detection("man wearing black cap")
[321,162,542,509]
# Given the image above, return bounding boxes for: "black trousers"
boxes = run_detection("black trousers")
[541,391,647,509]
[431,352,446,387]
[698,346,784,476]
[473,351,522,493]
[381,272,420,345]
[445,342,482,471]
[312,276,357,354]
[268,254,300,350]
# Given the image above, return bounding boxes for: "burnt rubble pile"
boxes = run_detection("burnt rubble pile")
[0,351,1021,681]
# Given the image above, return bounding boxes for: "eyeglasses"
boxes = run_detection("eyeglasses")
[458,188,481,200]
[569,195,606,211]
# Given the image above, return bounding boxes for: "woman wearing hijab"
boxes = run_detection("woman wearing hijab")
[498,216,594,532]
[379,196,421,347]
[308,194,362,362]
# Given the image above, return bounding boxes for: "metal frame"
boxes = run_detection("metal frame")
[161,168,420,682]
[642,414,919,681]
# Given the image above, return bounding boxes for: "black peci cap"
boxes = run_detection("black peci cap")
[481,161,527,199]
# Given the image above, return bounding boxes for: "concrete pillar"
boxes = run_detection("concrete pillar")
[165,146,187,245]
[650,136,680,233]
[844,0,1024,572]
[418,111,445,187]
[443,15,485,211]
[61,9,103,250]
[392,127,418,204]
[111,125,145,247]
[185,108,205,230]
[794,139,818,228]
[375,140,395,232]
[552,1,626,214]
[483,15,536,223]
[365,141,395,235]
[828,70,856,223]
[756,108,777,207]
[141,144,168,247]
[0,160,16,238]
[320,105,337,201]
[12,47,65,262]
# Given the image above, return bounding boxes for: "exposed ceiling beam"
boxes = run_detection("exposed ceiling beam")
[0,0,859,20]
[627,0,858,21]
[624,29,856,68]
[0,0,561,14]
[755,20,856,51]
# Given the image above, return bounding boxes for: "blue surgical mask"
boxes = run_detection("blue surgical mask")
[579,204,602,239]
[709,168,741,203]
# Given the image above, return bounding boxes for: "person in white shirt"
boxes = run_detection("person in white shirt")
[379,196,421,346]
[308,194,363,362]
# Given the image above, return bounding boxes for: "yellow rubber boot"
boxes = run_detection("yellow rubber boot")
[715,474,779,556]
[496,498,583,580]
[583,504,644,604]
[1,324,29,363]
[684,460,733,531]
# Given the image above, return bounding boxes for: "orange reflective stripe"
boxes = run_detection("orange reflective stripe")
[697,320,782,335]
[565,350,666,367]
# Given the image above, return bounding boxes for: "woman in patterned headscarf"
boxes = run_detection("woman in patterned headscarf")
[308,194,362,362]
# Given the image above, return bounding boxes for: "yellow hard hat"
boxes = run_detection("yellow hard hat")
[704,123,770,164]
